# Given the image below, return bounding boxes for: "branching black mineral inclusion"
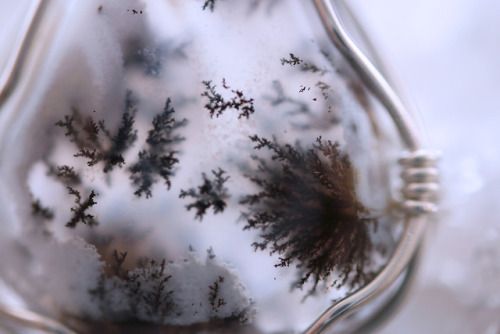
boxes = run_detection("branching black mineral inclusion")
[55,91,138,173]
[93,253,176,322]
[52,91,187,231]
[201,79,255,119]
[281,53,328,75]
[99,91,138,172]
[202,0,216,12]
[66,187,98,228]
[179,168,230,221]
[277,52,337,116]
[129,97,187,198]
[241,135,377,295]
[208,276,227,312]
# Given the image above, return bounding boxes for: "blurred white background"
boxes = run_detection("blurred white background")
[356,0,500,333]
[2,0,500,333]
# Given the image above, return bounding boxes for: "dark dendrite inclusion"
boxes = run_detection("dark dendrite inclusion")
[201,79,255,119]
[202,0,216,12]
[66,187,99,227]
[91,252,177,323]
[84,246,252,327]
[54,91,138,173]
[129,97,187,198]
[241,135,377,294]
[179,168,230,221]
[54,92,186,201]
[46,91,188,232]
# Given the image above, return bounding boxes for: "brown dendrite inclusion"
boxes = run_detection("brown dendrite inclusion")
[241,135,378,295]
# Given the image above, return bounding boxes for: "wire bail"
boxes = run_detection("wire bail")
[399,150,440,215]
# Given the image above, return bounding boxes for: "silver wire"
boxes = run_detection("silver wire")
[0,0,45,108]
[306,0,439,333]
[0,304,77,334]
[313,0,421,150]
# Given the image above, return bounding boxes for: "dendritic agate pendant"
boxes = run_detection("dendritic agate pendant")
[0,1,404,333]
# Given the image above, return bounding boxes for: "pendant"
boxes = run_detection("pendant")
[0,1,438,333]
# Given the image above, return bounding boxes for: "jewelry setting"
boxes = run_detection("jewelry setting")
[0,1,439,333]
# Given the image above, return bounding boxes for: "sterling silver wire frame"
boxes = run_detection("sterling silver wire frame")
[305,0,439,333]
[0,1,439,333]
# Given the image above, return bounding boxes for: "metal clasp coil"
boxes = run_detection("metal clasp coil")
[399,149,440,215]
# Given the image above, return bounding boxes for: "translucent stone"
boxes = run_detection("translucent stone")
[0,1,399,332]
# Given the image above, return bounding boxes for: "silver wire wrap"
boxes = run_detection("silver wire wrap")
[400,150,440,215]
[306,0,440,333]
[0,0,45,108]
[0,0,438,333]
[0,304,77,334]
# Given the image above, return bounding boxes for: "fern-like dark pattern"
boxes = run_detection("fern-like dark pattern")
[241,135,377,295]
[129,98,187,198]
[201,79,255,119]
[55,92,138,173]
[66,187,98,228]
[179,168,230,220]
